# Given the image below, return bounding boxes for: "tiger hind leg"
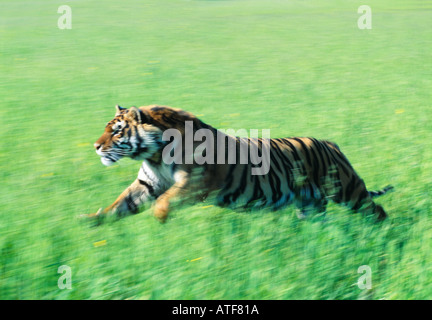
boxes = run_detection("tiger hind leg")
[331,173,390,221]
[354,199,388,221]
[347,188,388,221]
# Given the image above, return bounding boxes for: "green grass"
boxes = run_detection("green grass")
[1,0,432,299]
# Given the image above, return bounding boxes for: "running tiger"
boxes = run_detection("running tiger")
[87,105,392,222]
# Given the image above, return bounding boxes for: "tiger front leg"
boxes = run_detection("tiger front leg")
[86,178,158,221]
[153,170,190,223]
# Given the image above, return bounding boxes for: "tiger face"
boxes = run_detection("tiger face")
[94,105,164,166]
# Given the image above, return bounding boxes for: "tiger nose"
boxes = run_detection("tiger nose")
[94,143,102,150]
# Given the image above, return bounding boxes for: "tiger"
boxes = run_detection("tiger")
[86,104,393,223]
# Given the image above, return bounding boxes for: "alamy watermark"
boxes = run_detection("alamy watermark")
[161,121,271,175]
[58,5,72,29]
[357,265,372,290]
[58,265,72,290]
[57,5,371,31]
[358,5,372,29]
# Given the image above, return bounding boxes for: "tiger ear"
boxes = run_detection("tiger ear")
[115,105,126,116]
[127,106,143,124]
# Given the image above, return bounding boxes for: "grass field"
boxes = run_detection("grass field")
[1,0,431,300]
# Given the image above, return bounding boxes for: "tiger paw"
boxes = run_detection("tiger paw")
[79,208,104,221]
[154,200,169,223]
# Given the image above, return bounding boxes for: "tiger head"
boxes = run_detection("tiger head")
[94,105,165,166]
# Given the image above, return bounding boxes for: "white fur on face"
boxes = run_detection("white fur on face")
[101,157,115,166]
[112,121,125,131]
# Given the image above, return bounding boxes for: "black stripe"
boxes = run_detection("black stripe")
[138,179,155,198]
[223,162,238,191]
[352,189,369,210]
[229,164,249,203]
[282,139,305,171]
[344,175,357,203]
[126,194,138,213]
[248,175,264,206]
[306,139,321,186]
[293,138,312,168]
[322,142,351,178]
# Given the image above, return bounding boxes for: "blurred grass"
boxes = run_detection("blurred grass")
[0,0,431,299]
